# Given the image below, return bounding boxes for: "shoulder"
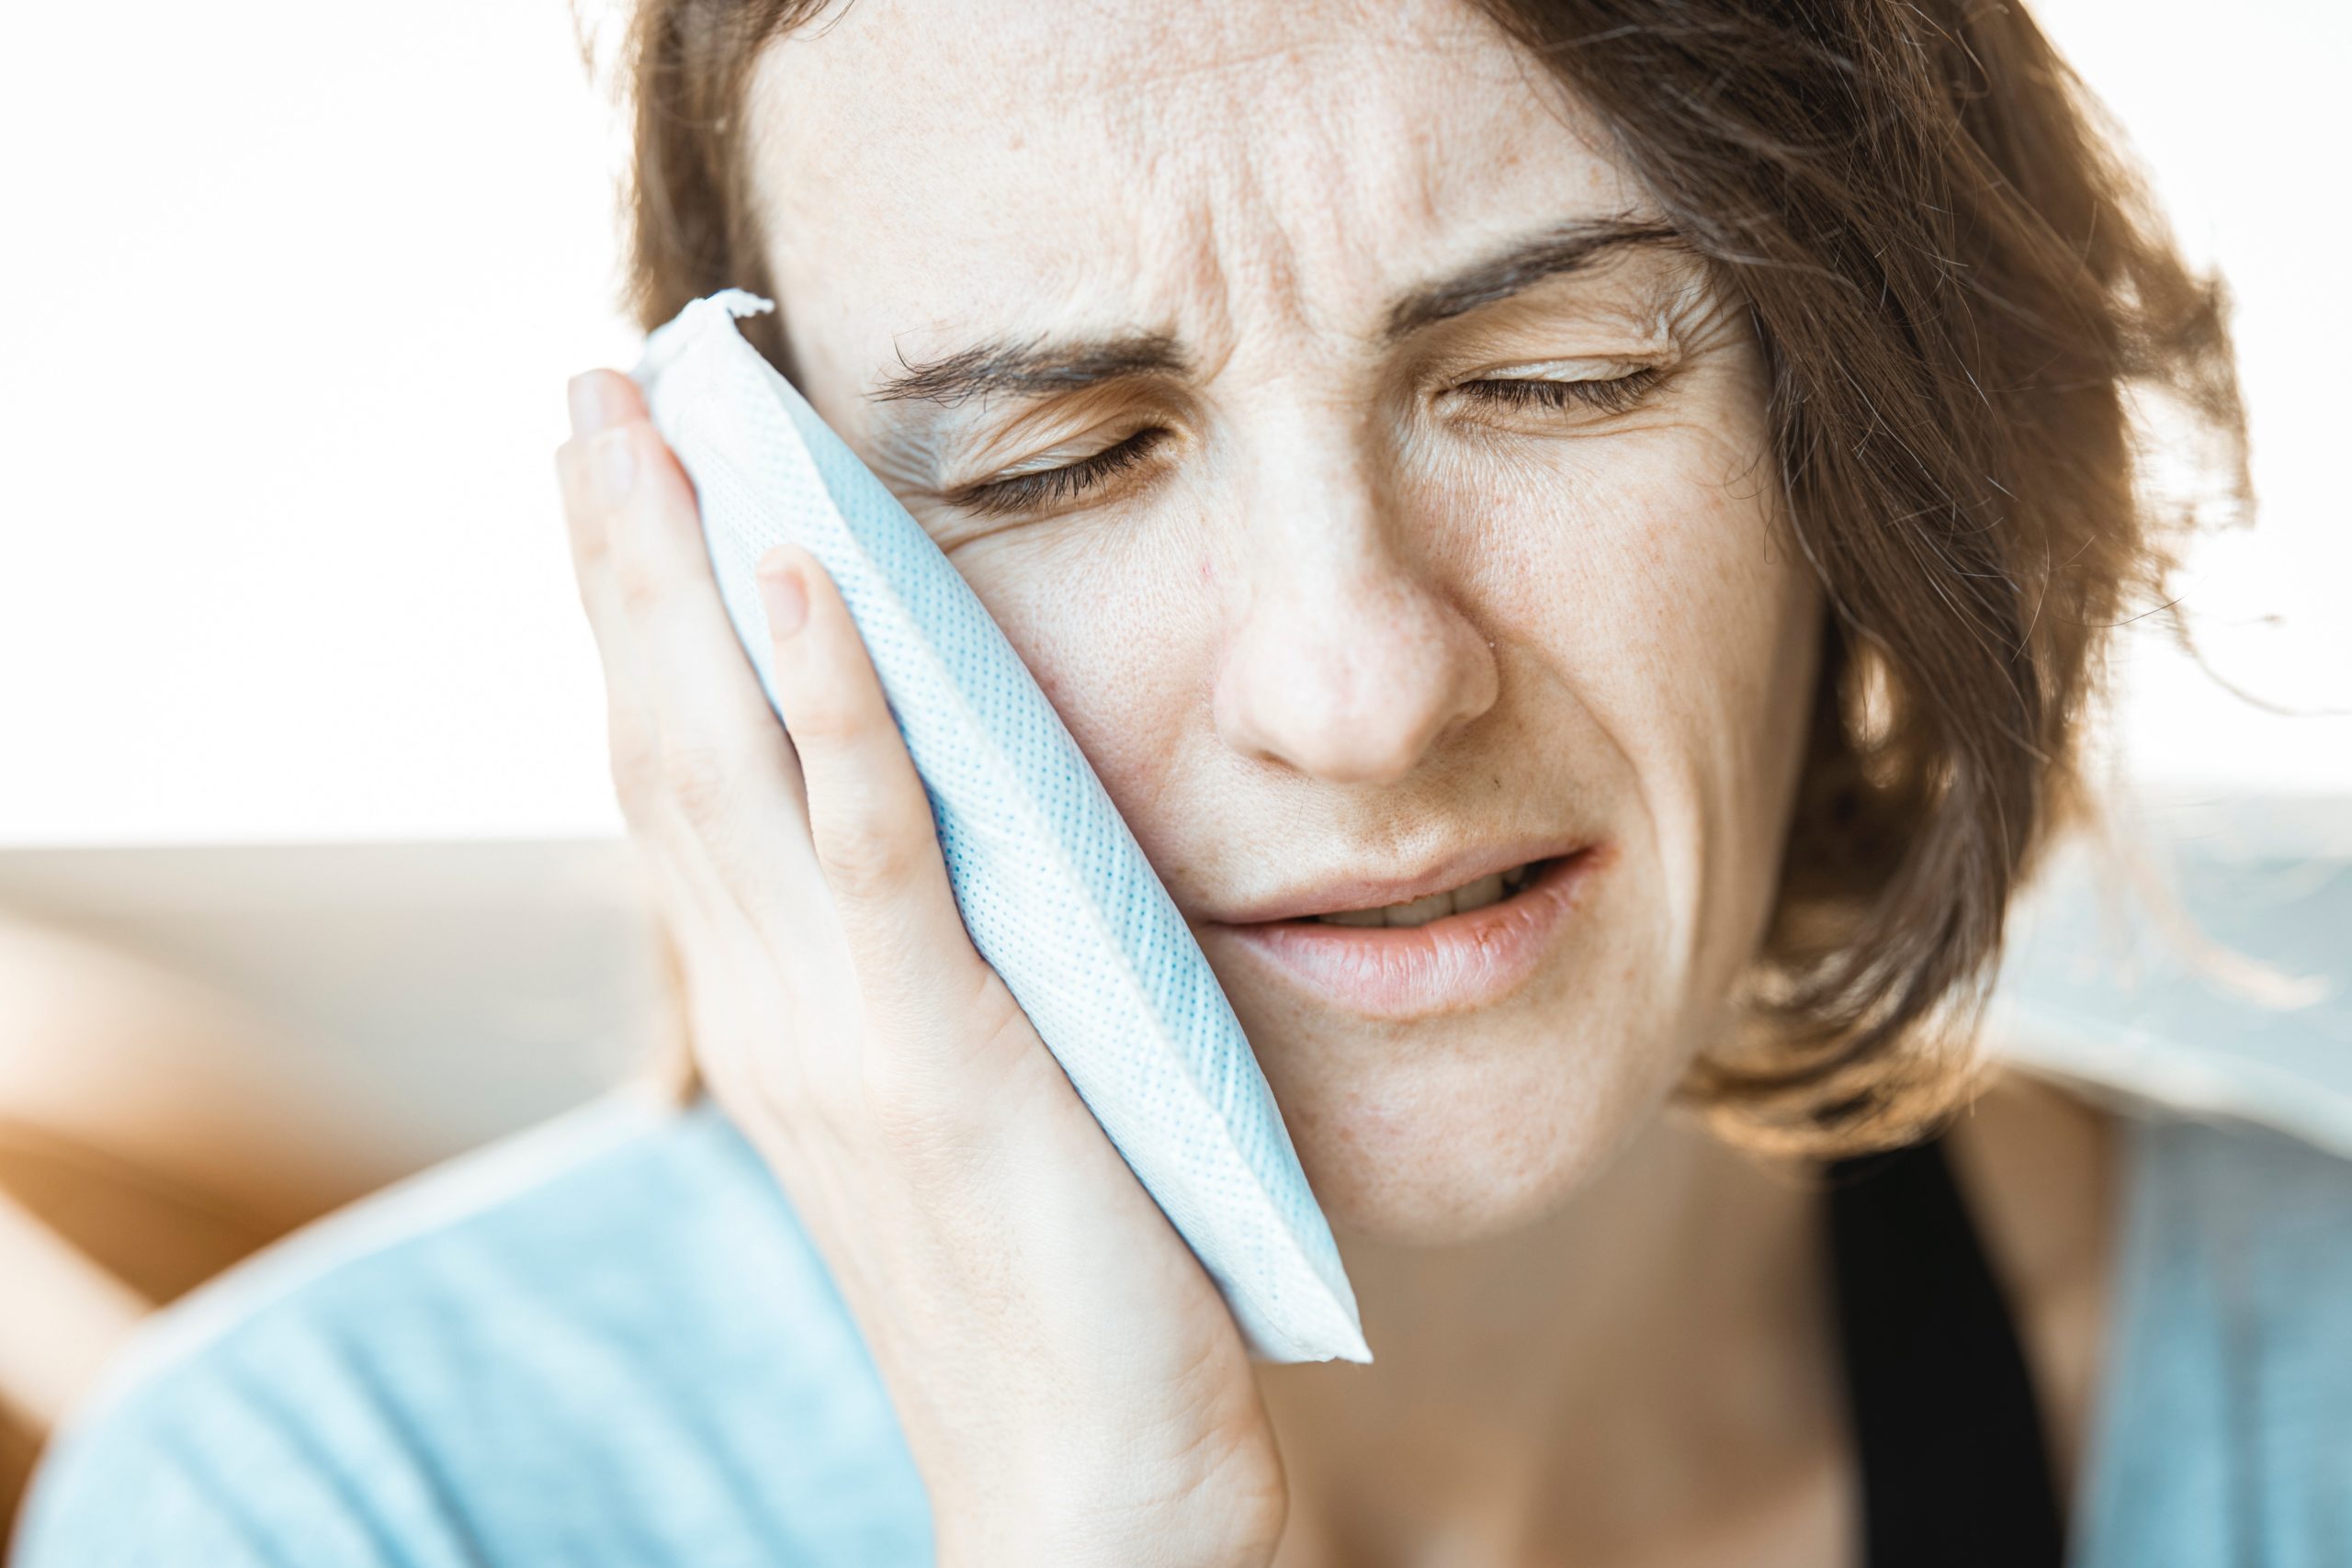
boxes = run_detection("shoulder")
[1974,1056,2352,1389]
[1947,1056,2352,1565]
[2113,1102,2352,1332]
[11,1089,930,1567]
[2072,1100,2352,1565]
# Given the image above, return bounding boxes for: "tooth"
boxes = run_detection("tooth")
[1383,888,1458,927]
[1447,873,1508,914]
[1307,864,1531,926]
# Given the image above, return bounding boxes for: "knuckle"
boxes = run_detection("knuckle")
[812,815,918,902]
[555,446,609,550]
[854,977,1035,1169]
[607,720,661,810]
[781,694,860,750]
[660,739,739,828]
[569,515,611,572]
[614,549,664,620]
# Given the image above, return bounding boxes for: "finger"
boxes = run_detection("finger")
[553,431,647,765]
[569,365,648,437]
[557,376,834,1112]
[751,543,1015,1059]
[597,417,789,773]
[592,415,831,944]
[560,372,811,910]
[561,372,723,845]
[555,380,795,966]
[554,430,676,851]
[554,369,650,597]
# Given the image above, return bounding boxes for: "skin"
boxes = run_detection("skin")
[552,0,2123,1562]
[752,0,1815,1247]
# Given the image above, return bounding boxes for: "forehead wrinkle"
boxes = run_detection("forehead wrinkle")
[1097,59,1449,362]
[1062,0,1498,101]
[749,0,1656,443]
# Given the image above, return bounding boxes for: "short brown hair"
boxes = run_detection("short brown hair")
[600,0,2246,1157]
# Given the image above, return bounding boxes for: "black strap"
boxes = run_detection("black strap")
[1823,1128,2068,1568]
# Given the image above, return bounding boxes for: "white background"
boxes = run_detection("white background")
[2,0,2345,848]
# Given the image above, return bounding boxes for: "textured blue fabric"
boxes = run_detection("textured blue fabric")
[13,1094,935,1568]
[2072,1114,2352,1567]
[15,1084,2352,1565]
[629,288,1363,1364]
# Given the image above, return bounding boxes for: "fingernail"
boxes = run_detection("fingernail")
[594,426,636,499]
[568,372,611,438]
[757,555,807,638]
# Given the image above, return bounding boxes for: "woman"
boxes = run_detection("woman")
[17,0,2349,1563]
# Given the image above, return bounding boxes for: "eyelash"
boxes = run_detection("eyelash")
[961,426,1170,516]
[1457,363,1664,417]
[956,365,1665,514]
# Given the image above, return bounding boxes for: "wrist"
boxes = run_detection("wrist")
[936,1515,1280,1568]
[927,1453,1284,1568]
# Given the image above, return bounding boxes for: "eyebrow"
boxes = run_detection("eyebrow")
[865,215,1684,409]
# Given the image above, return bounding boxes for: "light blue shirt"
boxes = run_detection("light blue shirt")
[15,827,2352,1565]
[16,1092,937,1567]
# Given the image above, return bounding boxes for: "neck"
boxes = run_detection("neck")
[1256,1102,1844,1567]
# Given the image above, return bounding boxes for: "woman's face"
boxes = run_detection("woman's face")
[744,0,1823,1245]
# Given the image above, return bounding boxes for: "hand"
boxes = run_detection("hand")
[552,368,1286,1567]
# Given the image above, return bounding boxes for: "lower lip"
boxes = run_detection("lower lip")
[1206,847,1606,1020]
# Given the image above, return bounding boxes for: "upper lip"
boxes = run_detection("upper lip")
[1202,835,1591,925]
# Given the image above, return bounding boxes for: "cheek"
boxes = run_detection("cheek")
[927,408,1818,1247]
[1499,419,1819,1003]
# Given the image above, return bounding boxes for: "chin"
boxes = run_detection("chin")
[1275,1023,1692,1249]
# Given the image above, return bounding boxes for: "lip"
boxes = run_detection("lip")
[1203,844,1608,1020]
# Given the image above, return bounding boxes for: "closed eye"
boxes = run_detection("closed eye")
[947,363,1662,517]
[952,426,1172,517]
[1456,363,1664,417]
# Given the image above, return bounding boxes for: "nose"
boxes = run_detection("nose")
[1211,402,1501,784]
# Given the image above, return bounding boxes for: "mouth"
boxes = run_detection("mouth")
[1294,853,1566,928]
[1202,845,1606,1021]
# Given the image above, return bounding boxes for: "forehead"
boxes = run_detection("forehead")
[742,0,1645,383]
